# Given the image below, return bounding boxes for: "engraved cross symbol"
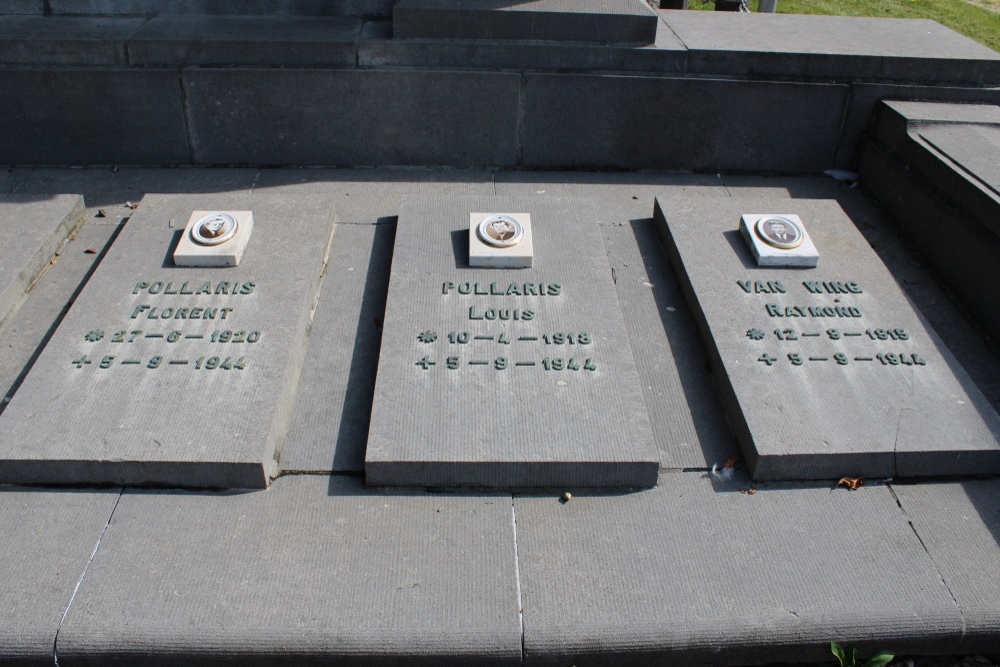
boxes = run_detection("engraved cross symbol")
[71,355,92,368]
[415,356,436,370]
[757,353,777,366]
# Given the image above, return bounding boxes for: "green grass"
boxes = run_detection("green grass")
[686,0,1000,52]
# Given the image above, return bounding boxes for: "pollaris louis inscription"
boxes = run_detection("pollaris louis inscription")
[413,281,597,373]
[71,278,260,373]
[740,277,927,369]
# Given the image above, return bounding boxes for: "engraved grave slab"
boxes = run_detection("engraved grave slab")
[0,193,333,488]
[655,195,1000,481]
[366,196,659,488]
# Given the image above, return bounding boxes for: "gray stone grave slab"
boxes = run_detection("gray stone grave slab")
[0,486,120,664]
[392,0,658,44]
[893,480,1000,652]
[0,16,143,66]
[655,195,1000,481]
[58,475,521,665]
[366,195,659,488]
[0,192,333,488]
[514,472,962,665]
[0,194,85,331]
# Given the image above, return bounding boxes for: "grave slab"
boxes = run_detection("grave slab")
[0,194,85,331]
[0,16,142,66]
[0,486,120,665]
[514,472,962,665]
[58,475,521,666]
[655,195,1000,481]
[392,0,658,44]
[0,192,333,488]
[366,195,659,488]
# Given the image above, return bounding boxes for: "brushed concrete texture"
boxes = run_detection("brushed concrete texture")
[358,18,685,73]
[0,16,143,65]
[522,74,847,172]
[183,69,520,167]
[858,138,1000,344]
[603,220,738,470]
[0,486,119,665]
[393,0,657,44]
[893,479,1000,653]
[280,222,395,472]
[15,167,260,217]
[655,194,1000,480]
[366,195,660,488]
[0,223,120,411]
[0,194,85,331]
[662,13,1000,85]
[48,0,394,17]
[252,168,495,223]
[514,472,963,665]
[57,475,521,666]
[127,15,362,66]
[0,191,334,488]
[834,83,1000,168]
[0,69,188,166]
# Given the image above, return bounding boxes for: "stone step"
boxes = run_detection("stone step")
[859,100,1000,342]
[4,0,392,18]
[392,0,659,44]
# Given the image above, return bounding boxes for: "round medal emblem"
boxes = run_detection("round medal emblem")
[191,213,238,246]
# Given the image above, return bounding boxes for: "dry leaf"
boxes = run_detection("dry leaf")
[739,488,757,495]
[84,248,97,254]
[49,258,57,265]
[837,476,865,490]
[95,209,107,218]
[724,453,741,468]
[126,201,139,210]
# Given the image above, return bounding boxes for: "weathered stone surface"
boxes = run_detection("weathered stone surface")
[0,192,333,488]
[58,475,521,666]
[662,12,1000,85]
[183,69,520,167]
[393,0,658,44]
[655,194,1000,480]
[127,15,361,66]
[47,0,393,16]
[0,194,84,330]
[0,68,189,165]
[366,195,659,488]
[521,74,847,171]
[893,479,1000,653]
[514,472,963,665]
[279,222,395,473]
[0,486,119,665]
[0,16,142,65]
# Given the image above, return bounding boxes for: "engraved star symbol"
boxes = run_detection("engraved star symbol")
[746,328,765,341]
[417,331,438,343]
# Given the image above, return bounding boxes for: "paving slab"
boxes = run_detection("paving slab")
[662,13,1000,85]
[0,194,85,331]
[514,471,962,665]
[0,223,120,409]
[252,168,495,223]
[521,74,847,172]
[0,16,143,65]
[0,68,188,166]
[0,191,334,488]
[127,15,362,66]
[0,485,119,665]
[655,194,1000,480]
[366,195,659,488]
[893,479,1000,653]
[183,69,520,167]
[47,0,393,16]
[57,475,520,666]
[393,0,657,44]
[279,222,395,472]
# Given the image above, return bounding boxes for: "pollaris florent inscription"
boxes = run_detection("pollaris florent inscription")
[72,279,259,372]
[411,281,598,373]
[741,277,927,369]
